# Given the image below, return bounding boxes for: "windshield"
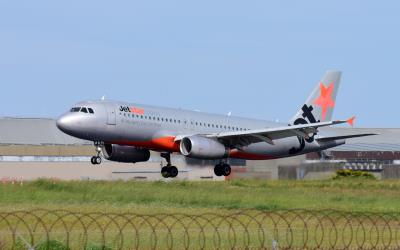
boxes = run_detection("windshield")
[70,107,80,112]
[70,107,94,114]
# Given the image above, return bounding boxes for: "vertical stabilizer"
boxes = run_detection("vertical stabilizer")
[290,71,341,125]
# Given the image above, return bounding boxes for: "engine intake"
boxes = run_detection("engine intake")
[102,144,150,163]
[180,136,228,159]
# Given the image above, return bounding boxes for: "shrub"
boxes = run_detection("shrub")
[333,170,376,180]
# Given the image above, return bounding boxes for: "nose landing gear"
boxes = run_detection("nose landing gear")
[214,162,231,177]
[160,153,178,178]
[91,142,103,165]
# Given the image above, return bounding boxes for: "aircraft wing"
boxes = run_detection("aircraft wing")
[201,120,350,148]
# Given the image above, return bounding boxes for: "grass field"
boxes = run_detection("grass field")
[1,178,400,249]
[0,178,399,213]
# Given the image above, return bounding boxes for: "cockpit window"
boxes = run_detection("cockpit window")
[70,106,94,114]
[70,107,80,112]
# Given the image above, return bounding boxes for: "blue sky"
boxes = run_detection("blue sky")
[0,0,398,127]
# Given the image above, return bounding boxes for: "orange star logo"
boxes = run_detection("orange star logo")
[314,82,335,121]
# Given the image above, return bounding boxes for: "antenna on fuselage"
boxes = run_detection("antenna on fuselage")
[227,111,232,117]
[101,95,106,101]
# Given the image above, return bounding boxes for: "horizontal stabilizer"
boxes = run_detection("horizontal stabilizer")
[316,133,377,142]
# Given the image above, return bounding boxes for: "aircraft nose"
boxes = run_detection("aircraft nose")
[56,115,75,133]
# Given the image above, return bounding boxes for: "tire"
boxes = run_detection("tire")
[169,166,178,178]
[214,164,223,176]
[161,167,170,178]
[95,156,102,165]
[90,156,97,165]
[222,164,231,176]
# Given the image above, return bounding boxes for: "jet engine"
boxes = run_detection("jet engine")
[102,144,150,163]
[180,136,228,159]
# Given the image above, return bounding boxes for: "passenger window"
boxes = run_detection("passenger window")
[81,107,88,113]
[88,108,94,114]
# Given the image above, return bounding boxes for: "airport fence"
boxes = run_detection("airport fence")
[0,209,400,249]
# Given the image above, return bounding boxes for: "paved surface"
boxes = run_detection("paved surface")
[0,162,222,181]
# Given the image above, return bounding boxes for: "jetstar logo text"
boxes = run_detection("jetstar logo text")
[119,106,145,115]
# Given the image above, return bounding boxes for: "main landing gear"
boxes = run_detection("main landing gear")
[160,153,178,178]
[91,142,103,165]
[214,162,231,177]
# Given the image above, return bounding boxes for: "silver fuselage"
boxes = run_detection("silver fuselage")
[56,100,343,160]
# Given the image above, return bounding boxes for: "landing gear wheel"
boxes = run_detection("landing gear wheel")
[160,153,178,178]
[91,141,104,165]
[161,167,170,178]
[221,164,231,176]
[214,164,223,177]
[95,156,102,165]
[161,166,178,178]
[169,166,178,178]
[214,163,231,177]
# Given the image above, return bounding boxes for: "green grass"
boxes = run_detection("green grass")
[1,179,400,249]
[0,178,399,213]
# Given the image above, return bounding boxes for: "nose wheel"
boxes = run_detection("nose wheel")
[91,142,103,165]
[160,153,178,178]
[214,162,231,177]
[91,156,102,165]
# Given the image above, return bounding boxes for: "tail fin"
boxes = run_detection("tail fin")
[290,70,341,125]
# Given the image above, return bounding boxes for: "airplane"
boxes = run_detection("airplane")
[56,71,374,178]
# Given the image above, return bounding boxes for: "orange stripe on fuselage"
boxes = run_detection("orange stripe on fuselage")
[228,149,275,160]
[111,136,180,152]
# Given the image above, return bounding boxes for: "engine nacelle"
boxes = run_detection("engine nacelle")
[180,136,228,159]
[102,144,150,163]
